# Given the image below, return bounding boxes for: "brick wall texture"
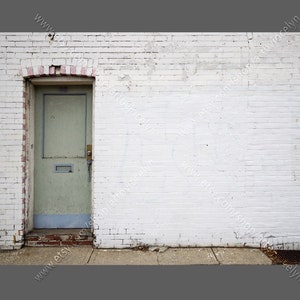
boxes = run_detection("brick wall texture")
[0,33,300,249]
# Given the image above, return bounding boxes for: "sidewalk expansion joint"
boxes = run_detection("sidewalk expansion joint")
[86,248,94,265]
[211,248,221,265]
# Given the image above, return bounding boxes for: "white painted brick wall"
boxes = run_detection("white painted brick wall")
[0,32,300,249]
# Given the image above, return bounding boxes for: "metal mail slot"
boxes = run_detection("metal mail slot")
[53,164,74,173]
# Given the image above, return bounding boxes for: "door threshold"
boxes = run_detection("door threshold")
[25,229,93,247]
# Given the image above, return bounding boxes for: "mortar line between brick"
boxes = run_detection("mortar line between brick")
[211,248,221,265]
[86,248,94,265]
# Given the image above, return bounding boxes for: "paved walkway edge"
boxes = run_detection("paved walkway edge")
[0,247,272,265]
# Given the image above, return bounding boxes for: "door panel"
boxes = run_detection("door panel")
[34,86,92,228]
[43,95,87,158]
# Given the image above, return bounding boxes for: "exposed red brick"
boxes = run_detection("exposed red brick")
[70,65,76,75]
[60,241,76,246]
[49,66,55,75]
[45,234,62,241]
[77,241,93,245]
[60,65,66,75]
[38,66,44,75]
[36,241,61,246]
[81,67,87,76]
[26,67,34,76]
[26,236,40,241]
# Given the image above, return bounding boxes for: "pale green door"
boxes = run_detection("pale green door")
[34,86,92,228]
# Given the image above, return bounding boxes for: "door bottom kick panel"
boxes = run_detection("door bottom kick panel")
[34,214,91,228]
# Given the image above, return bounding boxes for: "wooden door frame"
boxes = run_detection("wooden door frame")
[24,77,95,233]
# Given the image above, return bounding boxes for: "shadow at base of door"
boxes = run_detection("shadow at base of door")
[25,229,93,246]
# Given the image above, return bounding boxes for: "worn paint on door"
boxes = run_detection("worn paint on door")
[34,86,92,228]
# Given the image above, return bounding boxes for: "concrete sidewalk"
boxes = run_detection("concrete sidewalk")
[0,247,272,265]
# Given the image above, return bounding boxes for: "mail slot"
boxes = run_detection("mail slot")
[53,164,74,173]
